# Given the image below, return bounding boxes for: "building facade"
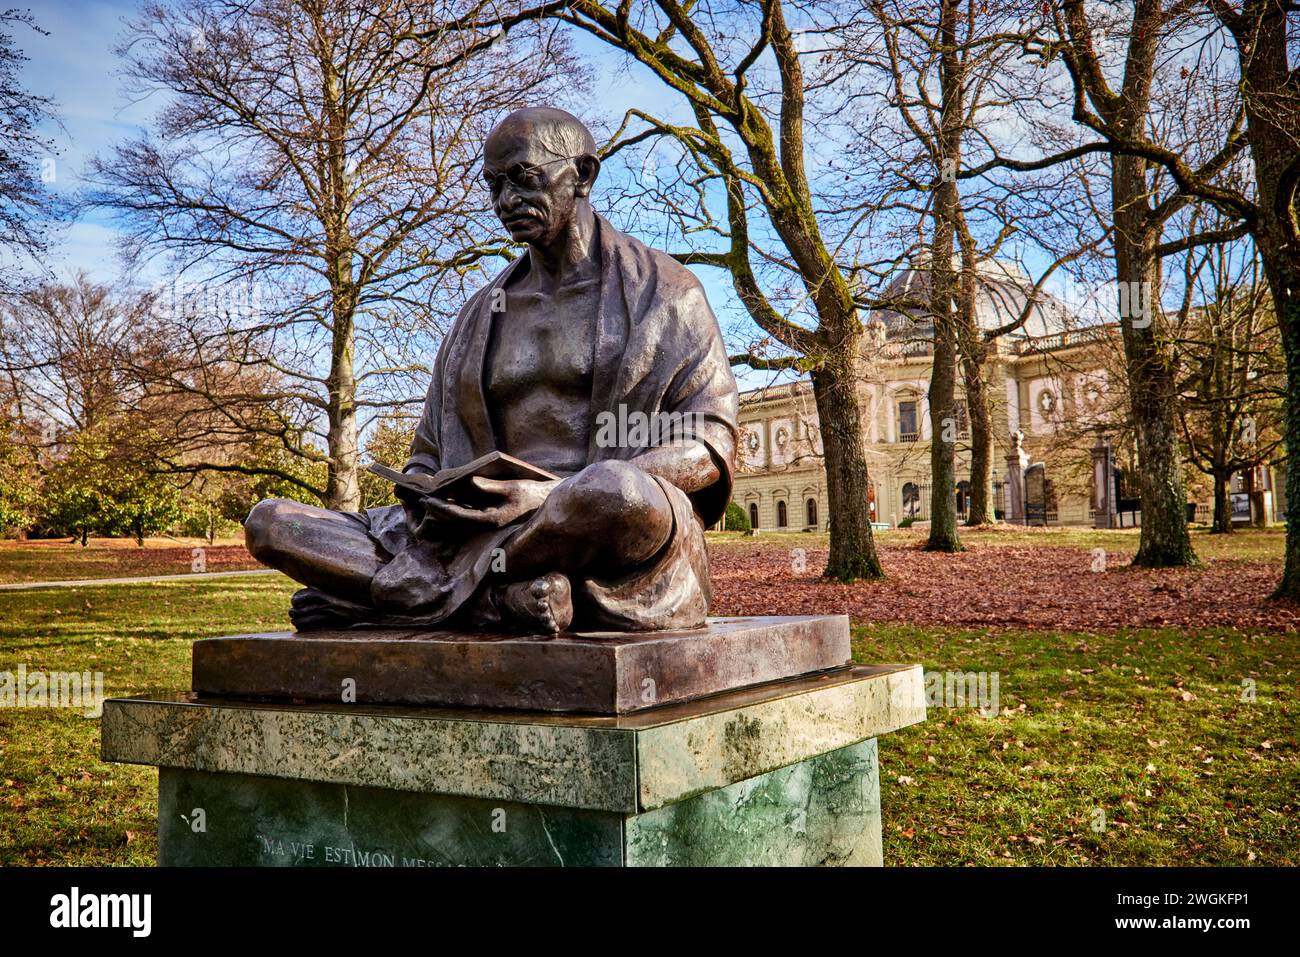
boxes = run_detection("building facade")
[730,261,1287,531]
[734,332,1109,530]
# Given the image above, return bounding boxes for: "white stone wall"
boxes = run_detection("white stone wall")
[733,344,1111,527]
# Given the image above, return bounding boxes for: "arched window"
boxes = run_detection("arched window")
[806,498,818,528]
[902,482,921,518]
[776,500,788,527]
[749,502,759,529]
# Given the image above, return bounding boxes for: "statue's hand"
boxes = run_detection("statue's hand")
[420,477,558,529]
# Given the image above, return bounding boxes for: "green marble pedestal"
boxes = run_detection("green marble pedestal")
[102,664,925,867]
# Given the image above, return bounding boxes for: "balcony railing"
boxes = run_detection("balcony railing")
[879,340,933,359]
[898,430,919,443]
[1012,328,1099,355]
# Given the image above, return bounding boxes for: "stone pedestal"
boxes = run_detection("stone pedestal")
[1092,435,1117,529]
[102,663,925,867]
[191,615,851,714]
[1005,430,1029,525]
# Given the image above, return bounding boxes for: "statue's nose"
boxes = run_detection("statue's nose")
[497,184,523,213]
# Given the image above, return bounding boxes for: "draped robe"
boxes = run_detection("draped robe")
[356,214,739,631]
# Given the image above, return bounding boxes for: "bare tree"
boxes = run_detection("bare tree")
[0,9,59,293]
[953,2,1252,566]
[85,0,587,509]
[1175,232,1285,532]
[991,0,1300,591]
[510,0,890,580]
[845,0,1103,542]
[1201,0,1300,595]
[0,274,140,436]
[1047,0,1246,566]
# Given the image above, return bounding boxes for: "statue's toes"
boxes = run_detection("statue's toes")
[289,588,368,631]
[534,574,573,632]
[289,607,329,631]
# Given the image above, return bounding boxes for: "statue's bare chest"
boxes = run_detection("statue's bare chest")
[484,279,601,471]
[486,282,599,397]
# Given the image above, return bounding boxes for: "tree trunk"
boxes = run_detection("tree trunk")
[956,215,994,526]
[324,307,361,511]
[810,352,885,581]
[1244,125,1299,594]
[321,31,361,513]
[964,374,995,526]
[926,0,964,552]
[1246,187,1299,597]
[927,321,962,550]
[927,186,962,547]
[1112,156,1197,567]
[1245,465,1261,528]
[1211,471,1232,534]
[1277,291,1300,598]
[1222,0,1298,597]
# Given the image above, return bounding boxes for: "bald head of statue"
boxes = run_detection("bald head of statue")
[483,107,602,249]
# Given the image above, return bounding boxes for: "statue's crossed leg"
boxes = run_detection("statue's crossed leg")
[245,460,673,633]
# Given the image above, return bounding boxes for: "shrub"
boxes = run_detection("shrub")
[723,500,751,533]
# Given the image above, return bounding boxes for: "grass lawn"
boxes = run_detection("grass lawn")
[0,528,1294,866]
[0,577,292,865]
[864,623,1294,865]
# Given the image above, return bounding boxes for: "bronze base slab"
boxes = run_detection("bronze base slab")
[191,615,851,714]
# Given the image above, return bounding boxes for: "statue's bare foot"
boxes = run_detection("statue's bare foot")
[495,573,573,633]
[290,588,371,631]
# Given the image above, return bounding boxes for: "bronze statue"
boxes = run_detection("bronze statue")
[244,107,738,634]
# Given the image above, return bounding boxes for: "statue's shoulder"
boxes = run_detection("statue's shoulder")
[439,255,524,346]
[601,217,706,303]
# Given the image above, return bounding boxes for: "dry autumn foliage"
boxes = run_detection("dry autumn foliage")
[708,538,1299,634]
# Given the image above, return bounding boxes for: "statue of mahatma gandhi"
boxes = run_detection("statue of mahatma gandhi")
[244,107,739,634]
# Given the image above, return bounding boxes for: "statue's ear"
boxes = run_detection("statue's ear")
[574,154,601,197]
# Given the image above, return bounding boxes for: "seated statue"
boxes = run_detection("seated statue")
[244,107,739,634]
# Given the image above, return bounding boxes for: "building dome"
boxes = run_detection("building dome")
[870,258,1073,345]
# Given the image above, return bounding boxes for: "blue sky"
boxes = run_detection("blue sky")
[20,1,156,278]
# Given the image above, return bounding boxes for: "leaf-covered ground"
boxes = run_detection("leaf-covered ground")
[0,537,258,584]
[708,527,1300,634]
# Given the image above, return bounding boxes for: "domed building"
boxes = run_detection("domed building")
[729,260,1191,530]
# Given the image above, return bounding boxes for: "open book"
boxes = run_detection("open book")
[368,451,559,507]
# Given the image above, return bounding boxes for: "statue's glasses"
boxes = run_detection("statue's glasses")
[482,155,578,194]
